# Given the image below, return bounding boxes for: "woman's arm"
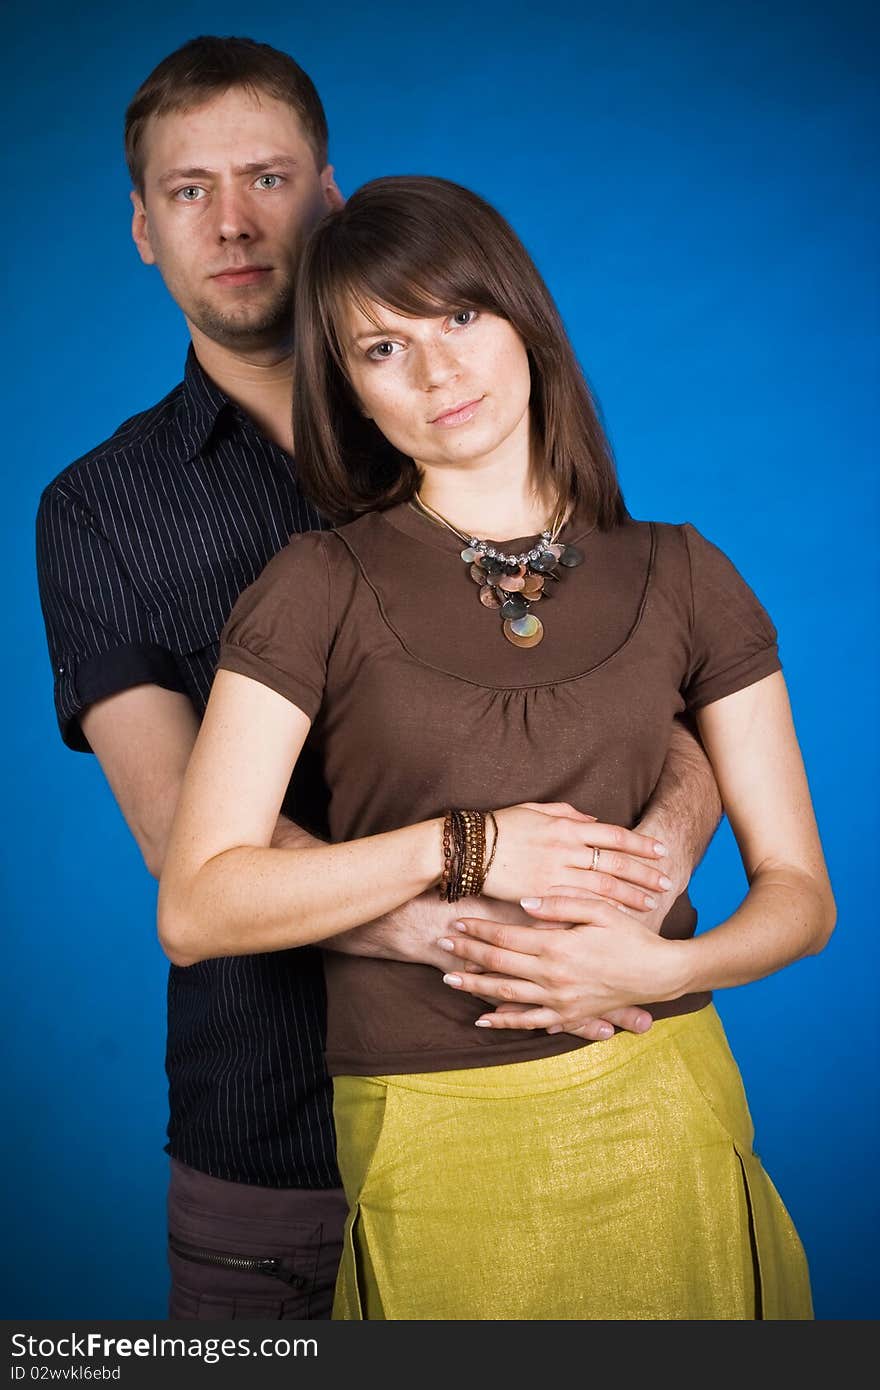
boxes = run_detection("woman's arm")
[437,672,835,1026]
[668,669,835,989]
[158,670,442,966]
[158,669,638,968]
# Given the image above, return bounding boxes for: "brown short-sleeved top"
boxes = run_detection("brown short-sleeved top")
[218,503,780,1076]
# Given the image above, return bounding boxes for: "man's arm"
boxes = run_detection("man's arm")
[81,683,327,877]
[632,715,722,927]
[82,686,201,879]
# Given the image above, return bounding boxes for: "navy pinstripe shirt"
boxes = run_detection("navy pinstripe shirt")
[36,348,340,1189]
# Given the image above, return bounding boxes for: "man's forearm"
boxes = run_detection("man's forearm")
[636,716,722,897]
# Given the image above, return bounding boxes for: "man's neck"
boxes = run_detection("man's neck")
[190,324,295,456]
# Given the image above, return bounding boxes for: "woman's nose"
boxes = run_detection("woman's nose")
[415,340,460,391]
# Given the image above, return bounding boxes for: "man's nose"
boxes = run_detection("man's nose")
[214,186,258,242]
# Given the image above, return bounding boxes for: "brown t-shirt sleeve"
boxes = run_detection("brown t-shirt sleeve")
[217,532,333,720]
[681,523,781,711]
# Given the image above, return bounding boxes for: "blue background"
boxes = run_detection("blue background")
[4,0,877,1320]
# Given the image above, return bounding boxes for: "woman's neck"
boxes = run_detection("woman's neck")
[416,443,558,541]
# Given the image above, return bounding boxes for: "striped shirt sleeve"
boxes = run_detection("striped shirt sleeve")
[36,483,186,752]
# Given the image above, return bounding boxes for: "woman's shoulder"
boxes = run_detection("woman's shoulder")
[252,525,360,585]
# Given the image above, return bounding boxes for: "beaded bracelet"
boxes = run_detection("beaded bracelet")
[439,809,499,902]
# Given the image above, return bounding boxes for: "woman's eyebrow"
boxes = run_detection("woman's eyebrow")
[351,323,398,343]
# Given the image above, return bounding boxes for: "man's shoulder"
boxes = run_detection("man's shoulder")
[40,379,188,512]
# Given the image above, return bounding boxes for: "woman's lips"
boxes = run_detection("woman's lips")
[430,397,484,428]
[211,267,272,287]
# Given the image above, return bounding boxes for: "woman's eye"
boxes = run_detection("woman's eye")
[450,309,478,327]
[256,174,282,190]
[366,341,401,360]
[175,186,205,202]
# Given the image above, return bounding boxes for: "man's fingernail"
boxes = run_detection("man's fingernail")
[654,842,667,856]
[437,938,455,951]
[443,973,462,986]
[659,875,672,890]
[644,895,657,909]
[520,898,542,909]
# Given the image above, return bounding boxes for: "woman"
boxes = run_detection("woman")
[159,176,834,1320]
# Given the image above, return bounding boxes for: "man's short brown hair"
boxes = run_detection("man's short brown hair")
[125,35,329,194]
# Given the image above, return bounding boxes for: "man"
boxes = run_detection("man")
[36,36,720,1320]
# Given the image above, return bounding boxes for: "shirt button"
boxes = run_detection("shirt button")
[57,664,65,675]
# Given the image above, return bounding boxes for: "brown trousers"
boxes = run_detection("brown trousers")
[167,1158,348,1319]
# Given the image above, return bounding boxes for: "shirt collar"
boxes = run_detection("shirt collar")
[179,344,238,459]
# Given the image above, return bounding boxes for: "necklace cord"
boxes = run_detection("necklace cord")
[411,491,567,545]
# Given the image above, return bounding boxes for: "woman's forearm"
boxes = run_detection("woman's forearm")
[158,819,443,967]
[664,862,836,999]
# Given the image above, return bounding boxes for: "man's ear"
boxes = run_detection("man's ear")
[322,165,345,212]
[130,190,156,266]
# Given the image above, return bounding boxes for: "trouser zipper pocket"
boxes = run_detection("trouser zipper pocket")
[168,1234,307,1288]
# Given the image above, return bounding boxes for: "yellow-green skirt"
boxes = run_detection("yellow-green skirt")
[331,1004,811,1320]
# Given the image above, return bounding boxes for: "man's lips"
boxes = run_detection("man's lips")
[429,397,484,427]
[210,266,273,287]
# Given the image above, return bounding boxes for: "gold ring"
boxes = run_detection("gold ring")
[591,847,600,872]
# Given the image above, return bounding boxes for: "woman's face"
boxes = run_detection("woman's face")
[341,299,533,473]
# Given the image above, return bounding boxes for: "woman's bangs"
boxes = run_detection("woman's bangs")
[323,241,500,365]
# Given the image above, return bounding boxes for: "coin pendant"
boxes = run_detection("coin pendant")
[503,615,544,648]
[559,545,584,567]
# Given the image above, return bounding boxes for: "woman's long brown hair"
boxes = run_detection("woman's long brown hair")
[293,175,627,527]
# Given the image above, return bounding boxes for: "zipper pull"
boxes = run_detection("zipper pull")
[257,1258,306,1289]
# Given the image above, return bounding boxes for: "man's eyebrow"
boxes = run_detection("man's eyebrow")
[157,157,301,187]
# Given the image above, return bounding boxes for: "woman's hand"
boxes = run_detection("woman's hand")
[438,904,689,1032]
[484,802,669,907]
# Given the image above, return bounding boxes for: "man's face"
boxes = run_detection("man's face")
[131,87,340,351]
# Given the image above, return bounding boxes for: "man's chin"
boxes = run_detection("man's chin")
[190,306,294,353]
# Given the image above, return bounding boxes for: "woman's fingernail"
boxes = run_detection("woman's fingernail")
[654,842,667,856]
[644,895,657,909]
[659,875,672,890]
[443,973,462,986]
[454,920,469,933]
[437,938,455,951]
[520,898,542,910]
[547,1025,563,1035]
[474,1019,492,1028]
[598,1025,613,1039]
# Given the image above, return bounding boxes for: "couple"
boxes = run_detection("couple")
[38,36,833,1320]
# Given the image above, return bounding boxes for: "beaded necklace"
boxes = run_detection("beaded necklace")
[409,492,584,648]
